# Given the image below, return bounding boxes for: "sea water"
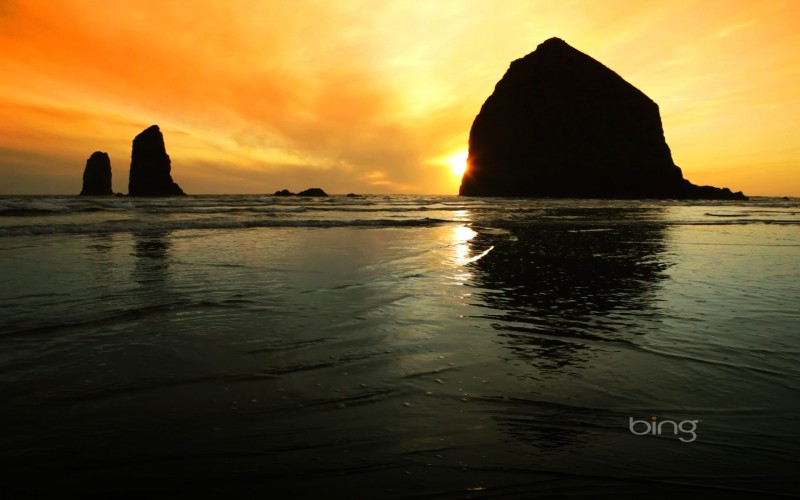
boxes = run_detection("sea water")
[0,195,798,498]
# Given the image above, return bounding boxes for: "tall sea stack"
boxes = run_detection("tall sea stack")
[80,151,114,196]
[128,125,185,196]
[460,37,747,200]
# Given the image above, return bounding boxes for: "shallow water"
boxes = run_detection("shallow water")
[1,195,798,498]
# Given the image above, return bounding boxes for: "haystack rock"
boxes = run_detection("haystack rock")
[459,37,747,200]
[80,151,114,196]
[128,125,185,196]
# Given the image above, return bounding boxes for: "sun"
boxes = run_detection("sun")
[447,151,469,177]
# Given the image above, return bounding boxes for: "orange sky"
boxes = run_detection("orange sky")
[1,0,798,195]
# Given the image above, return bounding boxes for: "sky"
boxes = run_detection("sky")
[1,0,798,196]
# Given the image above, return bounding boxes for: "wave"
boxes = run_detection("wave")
[2,196,799,238]
[0,203,466,216]
[0,217,450,236]
[0,196,468,216]
[2,214,798,238]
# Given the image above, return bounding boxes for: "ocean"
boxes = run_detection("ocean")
[1,194,798,499]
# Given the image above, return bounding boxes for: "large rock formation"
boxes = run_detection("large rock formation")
[459,37,747,200]
[128,125,185,196]
[80,151,114,196]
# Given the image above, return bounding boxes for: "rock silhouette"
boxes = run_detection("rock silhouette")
[273,188,328,197]
[460,37,747,200]
[80,151,113,196]
[128,125,185,196]
[297,188,328,197]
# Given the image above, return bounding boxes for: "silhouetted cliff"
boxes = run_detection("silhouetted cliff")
[460,38,747,200]
[128,125,185,196]
[80,151,113,196]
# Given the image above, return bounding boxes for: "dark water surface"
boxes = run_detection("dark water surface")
[1,195,798,498]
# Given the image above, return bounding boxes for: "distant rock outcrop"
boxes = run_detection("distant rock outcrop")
[297,188,328,197]
[273,188,329,197]
[460,37,747,200]
[80,151,113,196]
[128,125,185,196]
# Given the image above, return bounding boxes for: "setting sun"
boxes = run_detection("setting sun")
[448,151,469,178]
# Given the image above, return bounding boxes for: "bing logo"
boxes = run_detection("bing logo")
[629,416,699,443]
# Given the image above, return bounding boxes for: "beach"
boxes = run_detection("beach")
[1,195,798,498]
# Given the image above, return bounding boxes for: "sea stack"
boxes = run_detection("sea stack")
[460,37,747,200]
[128,125,185,196]
[80,151,114,196]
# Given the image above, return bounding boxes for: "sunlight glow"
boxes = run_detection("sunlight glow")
[452,225,476,266]
[447,151,469,178]
[450,224,493,288]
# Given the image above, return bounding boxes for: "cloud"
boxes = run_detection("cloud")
[718,18,757,38]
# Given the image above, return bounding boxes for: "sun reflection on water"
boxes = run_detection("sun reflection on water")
[450,224,495,289]
[451,209,470,222]
[450,224,476,292]
[452,225,477,265]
